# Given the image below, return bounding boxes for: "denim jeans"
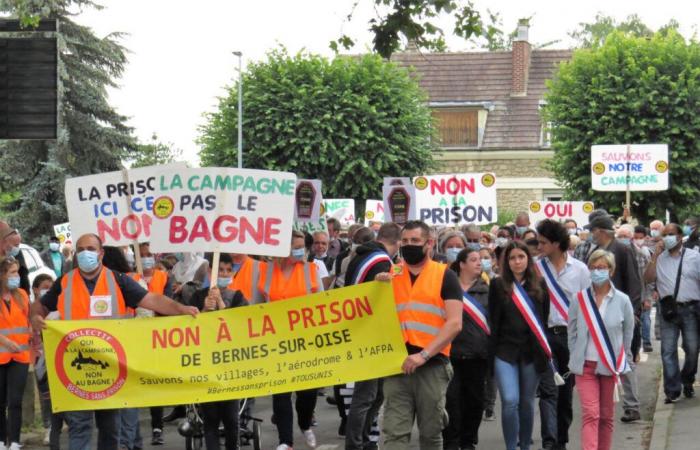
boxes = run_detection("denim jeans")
[494,357,540,450]
[641,308,652,346]
[660,301,700,396]
[65,409,119,450]
[118,408,142,449]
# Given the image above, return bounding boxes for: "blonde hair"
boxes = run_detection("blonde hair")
[588,249,616,274]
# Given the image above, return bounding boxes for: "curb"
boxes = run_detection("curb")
[648,365,671,450]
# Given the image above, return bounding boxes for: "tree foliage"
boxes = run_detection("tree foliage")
[198,50,436,206]
[0,0,135,245]
[569,13,680,48]
[545,31,700,222]
[128,134,182,169]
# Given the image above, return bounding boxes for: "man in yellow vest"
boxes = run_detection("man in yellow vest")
[378,220,463,450]
[30,233,198,450]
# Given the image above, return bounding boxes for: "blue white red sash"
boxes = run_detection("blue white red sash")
[462,292,490,335]
[536,259,570,321]
[352,251,392,285]
[577,288,628,383]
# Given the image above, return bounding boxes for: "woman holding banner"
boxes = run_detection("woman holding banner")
[0,257,31,450]
[568,250,634,450]
[258,230,324,450]
[488,241,549,450]
[443,248,489,450]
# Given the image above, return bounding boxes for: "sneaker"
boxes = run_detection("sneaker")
[665,392,681,404]
[643,344,653,352]
[326,396,337,406]
[620,410,640,423]
[683,384,695,398]
[151,428,164,445]
[483,409,496,421]
[276,445,293,450]
[43,427,51,445]
[8,443,20,450]
[303,429,317,448]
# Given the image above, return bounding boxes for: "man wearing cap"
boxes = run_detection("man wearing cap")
[0,221,30,293]
[586,214,643,423]
[573,209,608,263]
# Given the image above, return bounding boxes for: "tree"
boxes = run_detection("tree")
[331,0,483,58]
[198,50,437,206]
[0,0,135,246]
[128,134,182,169]
[544,30,700,223]
[568,13,680,48]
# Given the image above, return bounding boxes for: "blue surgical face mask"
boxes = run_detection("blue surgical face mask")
[618,238,631,247]
[232,263,242,273]
[6,276,20,290]
[217,277,232,289]
[481,259,492,273]
[567,228,577,236]
[495,237,508,248]
[445,247,462,263]
[590,269,610,285]
[467,242,481,251]
[174,252,184,262]
[77,250,100,272]
[650,229,661,238]
[141,256,155,269]
[517,226,529,236]
[9,246,20,257]
[683,225,693,237]
[291,248,305,261]
[663,235,679,251]
[49,242,60,252]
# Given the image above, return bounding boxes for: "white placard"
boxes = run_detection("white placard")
[364,200,385,225]
[64,163,187,246]
[322,199,355,227]
[591,144,669,191]
[528,201,595,226]
[149,167,296,257]
[53,222,72,247]
[413,173,498,226]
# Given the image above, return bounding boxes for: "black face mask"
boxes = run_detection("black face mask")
[401,244,426,265]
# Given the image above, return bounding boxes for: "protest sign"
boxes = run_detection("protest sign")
[322,199,355,226]
[591,144,669,191]
[528,201,595,226]
[44,281,406,412]
[364,200,385,225]
[294,179,322,222]
[149,167,296,257]
[293,218,328,234]
[382,184,417,226]
[413,173,498,226]
[383,177,411,186]
[53,222,72,247]
[64,163,187,247]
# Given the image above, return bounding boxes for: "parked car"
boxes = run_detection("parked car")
[20,243,56,302]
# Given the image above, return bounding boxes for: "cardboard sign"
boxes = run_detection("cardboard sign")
[149,167,296,257]
[53,222,72,247]
[44,282,406,412]
[591,144,669,191]
[364,200,385,225]
[528,201,595,226]
[64,163,187,247]
[293,218,328,234]
[412,173,498,226]
[294,179,322,222]
[322,199,355,226]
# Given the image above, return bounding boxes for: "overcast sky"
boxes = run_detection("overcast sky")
[73,0,700,165]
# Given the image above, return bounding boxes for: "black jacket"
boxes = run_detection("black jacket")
[345,241,393,285]
[450,278,489,360]
[488,277,550,373]
[598,238,642,315]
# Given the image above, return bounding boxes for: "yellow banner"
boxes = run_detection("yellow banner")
[44,281,406,412]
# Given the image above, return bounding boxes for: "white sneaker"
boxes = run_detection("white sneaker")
[8,443,21,450]
[276,445,293,450]
[44,427,51,445]
[303,429,317,448]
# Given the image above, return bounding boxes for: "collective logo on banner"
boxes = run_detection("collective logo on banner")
[54,328,127,401]
[413,173,498,226]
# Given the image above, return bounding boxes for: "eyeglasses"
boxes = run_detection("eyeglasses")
[0,229,18,240]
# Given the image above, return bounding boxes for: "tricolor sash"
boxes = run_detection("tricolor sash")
[511,282,565,386]
[352,252,392,285]
[577,288,628,381]
[462,292,490,335]
[536,259,570,321]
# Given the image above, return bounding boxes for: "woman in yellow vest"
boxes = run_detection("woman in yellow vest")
[258,231,323,450]
[0,257,31,450]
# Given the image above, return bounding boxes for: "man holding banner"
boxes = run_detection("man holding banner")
[536,220,591,450]
[379,220,463,450]
[30,233,198,450]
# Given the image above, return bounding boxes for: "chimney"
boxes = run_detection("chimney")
[511,20,531,96]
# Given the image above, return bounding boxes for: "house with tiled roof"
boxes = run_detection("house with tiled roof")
[391,24,572,213]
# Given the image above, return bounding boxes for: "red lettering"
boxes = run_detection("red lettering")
[261,315,276,335]
[151,327,199,348]
[239,217,264,244]
[288,310,301,331]
[343,299,357,320]
[355,296,373,316]
[430,177,476,195]
[152,329,167,348]
[329,302,343,323]
[170,216,188,243]
[315,304,329,326]
[247,318,260,337]
[264,218,282,245]
[213,215,237,242]
[302,307,316,328]
[121,214,142,240]
[189,216,211,242]
[97,218,121,242]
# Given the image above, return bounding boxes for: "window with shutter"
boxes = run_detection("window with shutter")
[432,109,478,148]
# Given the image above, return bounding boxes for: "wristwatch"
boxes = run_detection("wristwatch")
[419,350,430,361]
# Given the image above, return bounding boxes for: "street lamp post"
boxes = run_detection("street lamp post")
[233,51,243,168]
